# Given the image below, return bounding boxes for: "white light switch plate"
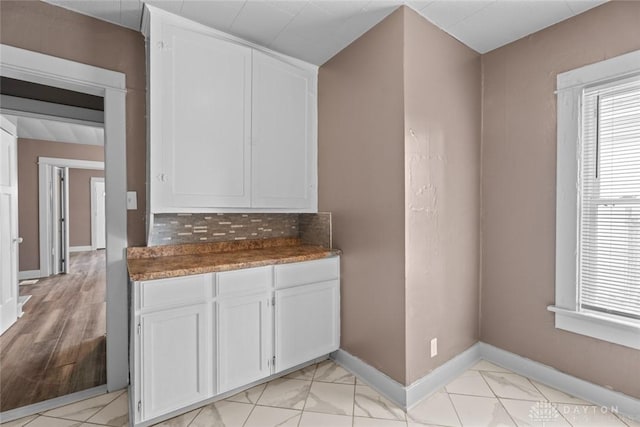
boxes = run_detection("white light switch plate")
[127,191,138,210]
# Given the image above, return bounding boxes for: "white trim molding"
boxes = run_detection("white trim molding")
[553,48,640,349]
[331,343,640,421]
[548,306,640,350]
[1,43,129,393]
[479,343,640,422]
[69,246,92,253]
[332,344,482,410]
[0,385,108,423]
[38,157,104,278]
[18,270,41,280]
[91,177,106,251]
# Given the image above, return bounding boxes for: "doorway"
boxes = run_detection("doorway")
[0,114,108,411]
[0,44,128,420]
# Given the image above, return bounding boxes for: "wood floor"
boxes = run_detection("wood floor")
[0,250,106,412]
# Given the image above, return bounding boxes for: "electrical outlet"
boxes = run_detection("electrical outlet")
[430,338,438,358]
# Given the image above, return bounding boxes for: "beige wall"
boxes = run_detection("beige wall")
[480,1,640,398]
[319,7,481,385]
[17,138,104,271]
[319,8,407,383]
[403,8,481,384]
[0,0,147,247]
[69,169,105,247]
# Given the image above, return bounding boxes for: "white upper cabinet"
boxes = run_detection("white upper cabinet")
[157,24,252,208]
[252,51,316,209]
[144,6,318,213]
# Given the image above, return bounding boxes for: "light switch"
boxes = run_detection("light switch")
[127,191,138,210]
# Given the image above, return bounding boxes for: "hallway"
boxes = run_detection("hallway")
[0,250,106,411]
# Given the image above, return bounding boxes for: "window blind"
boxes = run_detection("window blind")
[579,76,640,320]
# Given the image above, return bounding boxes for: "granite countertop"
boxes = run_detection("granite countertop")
[127,237,341,281]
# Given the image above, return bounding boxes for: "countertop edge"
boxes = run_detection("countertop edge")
[128,249,340,282]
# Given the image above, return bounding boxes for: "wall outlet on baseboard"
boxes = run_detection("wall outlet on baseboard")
[430,338,438,358]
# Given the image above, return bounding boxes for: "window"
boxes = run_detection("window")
[551,50,640,350]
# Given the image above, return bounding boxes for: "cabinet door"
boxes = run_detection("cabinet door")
[140,304,212,420]
[251,51,316,210]
[275,280,339,373]
[158,24,252,208]
[217,293,272,393]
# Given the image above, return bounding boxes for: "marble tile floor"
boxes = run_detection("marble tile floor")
[2,359,637,427]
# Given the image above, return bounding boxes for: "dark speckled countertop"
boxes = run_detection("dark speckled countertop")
[127,237,341,281]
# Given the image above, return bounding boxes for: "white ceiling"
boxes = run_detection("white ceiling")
[15,116,104,146]
[43,0,606,64]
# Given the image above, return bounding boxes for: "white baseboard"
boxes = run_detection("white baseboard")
[331,348,408,407]
[18,270,41,280]
[332,342,640,420]
[478,343,640,421]
[406,343,482,409]
[69,246,92,253]
[0,385,108,423]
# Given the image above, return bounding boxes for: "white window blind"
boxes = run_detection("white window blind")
[579,75,640,320]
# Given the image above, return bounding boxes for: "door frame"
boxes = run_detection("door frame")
[91,176,106,251]
[0,115,19,336]
[38,157,105,276]
[0,44,129,395]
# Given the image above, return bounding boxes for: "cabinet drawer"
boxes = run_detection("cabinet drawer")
[274,257,339,289]
[217,266,272,296]
[139,274,210,311]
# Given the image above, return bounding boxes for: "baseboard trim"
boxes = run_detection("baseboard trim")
[332,344,482,410]
[331,349,408,407]
[478,342,640,421]
[69,246,92,253]
[406,343,482,409]
[18,270,41,280]
[0,385,109,423]
[332,342,640,420]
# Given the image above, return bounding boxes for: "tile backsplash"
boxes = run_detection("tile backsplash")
[149,212,332,248]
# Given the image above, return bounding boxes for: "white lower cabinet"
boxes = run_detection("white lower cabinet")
[131,256,339,426]
[140,304,212,420]
[217,292,272,393]
[274,280,339,373]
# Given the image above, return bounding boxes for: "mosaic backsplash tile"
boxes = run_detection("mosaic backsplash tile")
[149,212,332,248]
[299,213,332,249]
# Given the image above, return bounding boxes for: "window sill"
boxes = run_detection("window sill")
[547,306,640,350]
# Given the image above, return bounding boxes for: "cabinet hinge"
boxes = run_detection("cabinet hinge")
[137,323,141,335]
[272,356,276,367]
[272,296,275,306]
[137,400,142,413]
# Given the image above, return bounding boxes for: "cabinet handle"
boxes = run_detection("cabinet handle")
[158,174,166,182]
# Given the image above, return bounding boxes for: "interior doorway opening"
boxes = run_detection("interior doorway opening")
[1,42,128,422]
[0,110,108,412]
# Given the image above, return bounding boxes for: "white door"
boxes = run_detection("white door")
[140,304,212,420]
[158,24,252,209]
[92,178,106,250]
[0,117,19,335]
[251,51,315,209]
[274,281,339,373]
[217,292,272,393]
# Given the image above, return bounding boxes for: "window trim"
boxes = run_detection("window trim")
[551,49,640,350]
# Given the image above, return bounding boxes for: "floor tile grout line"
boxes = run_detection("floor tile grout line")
[444,390,464,427]
[521,372,578,427]
[351,373,356,427]
[184,406,204,427]
[37,389,126,421]
[494,394,520,427]
[241,376,271,427]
